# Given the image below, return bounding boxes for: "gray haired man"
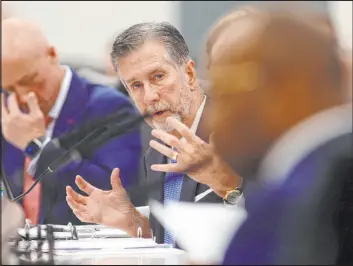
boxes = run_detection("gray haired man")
[66,22,243,245]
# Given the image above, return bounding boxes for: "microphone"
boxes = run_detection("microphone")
[1,103,133,201]
[13,112,149,202]
[55,104,133,149]
[77,113,148,158]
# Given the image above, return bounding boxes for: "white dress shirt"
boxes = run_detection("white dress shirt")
[27,66,73,174]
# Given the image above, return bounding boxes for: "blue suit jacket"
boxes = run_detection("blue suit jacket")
[1,70,142,225]
[222,133,353,265]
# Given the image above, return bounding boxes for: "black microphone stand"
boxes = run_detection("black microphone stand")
[1,163,14,200]
[13,113,149,202]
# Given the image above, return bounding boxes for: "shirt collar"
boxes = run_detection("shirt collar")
[48,65,72,119]
[190,95,207,134]
[257,103,352,186]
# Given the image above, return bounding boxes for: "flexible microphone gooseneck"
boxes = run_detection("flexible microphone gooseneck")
[78,113,148,158]
[12,125,108,202]
[56,107,132,149]
[1,163,15,201]
[13,113,149,202]
[1,103,134,202]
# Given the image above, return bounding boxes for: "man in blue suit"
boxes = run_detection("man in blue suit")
[209,10,352,265]
[1,18,142,225]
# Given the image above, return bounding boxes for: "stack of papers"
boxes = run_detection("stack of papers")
[17,224,130,240]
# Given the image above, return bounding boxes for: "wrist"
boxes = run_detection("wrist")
[22,135,47,158]
[211,168,243,199]
[21,133,46,150]
[124,209,152,238]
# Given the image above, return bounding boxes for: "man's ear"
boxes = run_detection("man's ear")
[185,60,197,90]
[47,46,58,64]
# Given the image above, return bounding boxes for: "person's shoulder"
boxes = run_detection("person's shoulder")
[79,79,136,114]
[88,82,130,103]
[71,69,130,104]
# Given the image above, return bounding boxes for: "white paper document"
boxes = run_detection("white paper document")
[150,200,248,264]
[19,237,169,253]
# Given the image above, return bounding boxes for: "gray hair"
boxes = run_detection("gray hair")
[110,22,190,72]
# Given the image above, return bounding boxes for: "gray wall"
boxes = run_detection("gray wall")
[180,1,328,64]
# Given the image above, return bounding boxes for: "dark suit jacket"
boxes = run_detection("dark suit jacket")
[2,69,142,225]
[222,132,353,265]
[143,99,224,244]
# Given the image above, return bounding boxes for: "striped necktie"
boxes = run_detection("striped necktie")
[23,116,53,224]
[163,156,184,246]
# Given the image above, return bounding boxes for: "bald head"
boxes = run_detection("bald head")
[2,18,64,115]
[206,6,260,65]
[209,10,345,177]
[2,18,50,62]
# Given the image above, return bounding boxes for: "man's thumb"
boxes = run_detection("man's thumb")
[111,168,123,190]
[26,92,41,114]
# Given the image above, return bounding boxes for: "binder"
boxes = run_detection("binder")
[17,206,152,241]
[12,220,170,264]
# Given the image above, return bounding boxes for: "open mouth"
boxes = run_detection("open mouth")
[153,110,167,116]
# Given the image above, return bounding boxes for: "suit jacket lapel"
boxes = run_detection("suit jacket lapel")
[145,147,166,243]
[35,70,88,178]
[37,70,89,224]
[50,70,89,138]
[145,148,166,204]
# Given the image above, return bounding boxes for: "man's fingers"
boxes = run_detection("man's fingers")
[75,175,95,195]
[66,196,88,213]
[26,92,42,115]
[151,163,179,173]
[7,93,21,114]
[151,129,182,151]
[1,94,9,124]
[66,186,88,204]
[7,93,21,115]
[149,140,176,159]
[166,116,196,143]
[73,210,91,223]
[1,93,9,117]
[110,168,123,191]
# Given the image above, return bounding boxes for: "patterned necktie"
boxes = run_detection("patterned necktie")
[23,116,53,224]
[163,156,184,246]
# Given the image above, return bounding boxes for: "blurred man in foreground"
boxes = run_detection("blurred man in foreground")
[1,18,142,225]
[208,9,352,264]
[66,22,244,246]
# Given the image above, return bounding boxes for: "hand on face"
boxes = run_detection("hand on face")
[66,168,150,237]
[1,92,46,150]
[150,117,242,198]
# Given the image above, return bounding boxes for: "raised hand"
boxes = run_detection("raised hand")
[150,116,242,198]
[1,92,46,150]
[66,168,151,237]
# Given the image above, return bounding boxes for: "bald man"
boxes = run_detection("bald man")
[207,10,352,264]
[1,18,142,225]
